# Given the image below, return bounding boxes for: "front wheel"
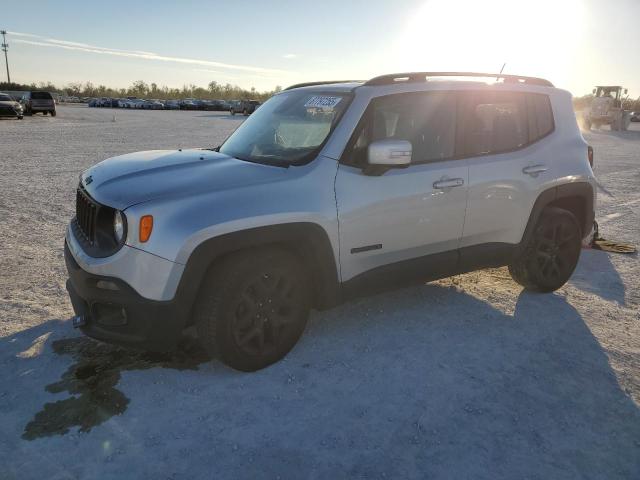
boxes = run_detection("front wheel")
[509,207,582,293]
[195,248,311,372]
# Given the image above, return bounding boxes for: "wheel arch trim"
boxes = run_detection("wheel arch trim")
[174,222,341,324]
[520,182,595,250]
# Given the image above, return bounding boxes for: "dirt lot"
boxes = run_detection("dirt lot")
[1,106,639,479]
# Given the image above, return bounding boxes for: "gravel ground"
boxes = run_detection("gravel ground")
[0,106,639,479]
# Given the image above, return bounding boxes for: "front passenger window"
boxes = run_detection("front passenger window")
[347,92,457,167]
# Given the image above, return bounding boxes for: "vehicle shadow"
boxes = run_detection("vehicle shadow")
[570,249,627,305]
[3,283,640,478]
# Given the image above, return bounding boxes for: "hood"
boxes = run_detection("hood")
[82,149,290,210]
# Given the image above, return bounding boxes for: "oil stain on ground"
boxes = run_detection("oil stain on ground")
[22,336,209,440]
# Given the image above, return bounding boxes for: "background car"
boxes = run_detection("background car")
[206,99,229,111]
[631,111,640,122]
[140,99,163,110]
[230,99,260,115]
[164,99,180,110]
[20,91,57,116]
[180,99,198,110]
[0,92,23,119]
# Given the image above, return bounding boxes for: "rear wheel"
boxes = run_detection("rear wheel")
[50,110,56,117]
[509,207,582,293]
[195,248,311,372]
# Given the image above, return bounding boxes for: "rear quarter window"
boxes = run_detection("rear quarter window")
[527,93,554,142]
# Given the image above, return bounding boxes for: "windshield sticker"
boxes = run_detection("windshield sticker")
[304,96,342,109]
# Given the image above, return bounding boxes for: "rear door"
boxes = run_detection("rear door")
[459,90,556,262]
[335,91,469,284]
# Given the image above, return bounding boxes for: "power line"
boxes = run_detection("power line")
[1,30,10,83]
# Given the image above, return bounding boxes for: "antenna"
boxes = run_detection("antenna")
[0,30,10,83]
[499,63,506,74]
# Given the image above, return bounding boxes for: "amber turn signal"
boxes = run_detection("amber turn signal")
[139,215,153,242]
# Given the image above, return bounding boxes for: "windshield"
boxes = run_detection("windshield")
[0,93,12,101]
[219,90,350,165]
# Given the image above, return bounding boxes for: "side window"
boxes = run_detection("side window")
[527,93,554,142]
[347,92,457,166]
[460,92,528,156]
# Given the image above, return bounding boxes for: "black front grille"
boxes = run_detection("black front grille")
[75,187,100,244]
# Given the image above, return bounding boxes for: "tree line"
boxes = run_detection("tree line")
[0,80,283,101]
[2,80,638,110]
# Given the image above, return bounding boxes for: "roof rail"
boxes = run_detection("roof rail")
[283,80,363,91]
[364,72,554,87]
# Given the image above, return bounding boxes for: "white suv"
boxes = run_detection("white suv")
[64,72,596,371]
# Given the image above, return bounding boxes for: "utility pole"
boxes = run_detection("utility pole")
[1,30,10,84]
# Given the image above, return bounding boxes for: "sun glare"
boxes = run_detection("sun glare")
[388,0,586,86]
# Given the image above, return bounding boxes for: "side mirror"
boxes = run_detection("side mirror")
[367,139,412,167]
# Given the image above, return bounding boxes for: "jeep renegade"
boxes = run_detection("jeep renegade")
[64,72,596,371]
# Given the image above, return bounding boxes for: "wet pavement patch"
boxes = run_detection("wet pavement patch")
[22,336,209,440]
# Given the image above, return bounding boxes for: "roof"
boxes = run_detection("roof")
[283,81,364,92]
[284,72,554,92]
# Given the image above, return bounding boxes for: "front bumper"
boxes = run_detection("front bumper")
[64,241,187,351]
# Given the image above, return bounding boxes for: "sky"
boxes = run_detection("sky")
[1,0,639,97]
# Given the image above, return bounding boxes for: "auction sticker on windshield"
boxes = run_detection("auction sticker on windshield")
[304,96,342,109]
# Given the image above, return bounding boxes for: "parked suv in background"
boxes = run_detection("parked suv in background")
[64,72,596,371]
[20,91,56,116]
[230,99,260,115]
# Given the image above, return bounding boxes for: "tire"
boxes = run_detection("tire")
[194,248,311,372]
[51,111,56,117]
[509,207,582,293]
[230,109,235,115]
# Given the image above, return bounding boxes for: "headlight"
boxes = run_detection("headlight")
[113,210,125,243]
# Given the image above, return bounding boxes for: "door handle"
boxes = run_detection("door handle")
[433,178,464,189]
[522,165,548,177]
